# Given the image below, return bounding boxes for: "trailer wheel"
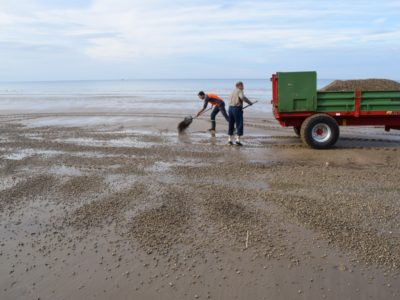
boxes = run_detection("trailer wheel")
[293,126,301,137]
[300,114,339,149]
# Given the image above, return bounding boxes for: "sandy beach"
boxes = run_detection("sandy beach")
[1,108,400,300]
[2,0,400,298]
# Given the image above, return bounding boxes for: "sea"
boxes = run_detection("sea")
[0,79,334,114]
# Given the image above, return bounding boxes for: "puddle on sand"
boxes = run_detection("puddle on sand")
[21,133,45,141]
[145,157,205,173]
[0,176,21,191]
[0,147,124,161]
[55,137,161,148]
[146,161,172,172]
[48,165,82,176]
[1,149,66,160]
[70,151,128,159]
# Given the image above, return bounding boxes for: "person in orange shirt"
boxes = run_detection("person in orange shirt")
[197,91,229,132]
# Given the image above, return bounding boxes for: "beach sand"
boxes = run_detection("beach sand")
[1,110,400,299]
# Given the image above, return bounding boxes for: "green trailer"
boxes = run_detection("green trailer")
[271,71,400,149]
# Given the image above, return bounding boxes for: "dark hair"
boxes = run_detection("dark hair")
[198,91,205,96]
[236,81,243,87]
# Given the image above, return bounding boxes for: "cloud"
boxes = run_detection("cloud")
[0,1,397,54]
[0,0,400,77]
[61,1,400,59]
[373,17,387,24]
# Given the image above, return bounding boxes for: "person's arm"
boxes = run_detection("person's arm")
[197,100,208,116]
[239,91,253,105]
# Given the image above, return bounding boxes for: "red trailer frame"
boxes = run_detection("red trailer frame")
[271,74,400,131]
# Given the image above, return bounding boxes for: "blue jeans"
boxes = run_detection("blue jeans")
[228,106,243,136]
[210,103,229,130]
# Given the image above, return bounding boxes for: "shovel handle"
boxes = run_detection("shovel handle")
[194,107,213,119]
[243,100,258,110]
[195,101,256,119]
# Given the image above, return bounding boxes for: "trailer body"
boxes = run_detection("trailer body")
[271,71,400,148]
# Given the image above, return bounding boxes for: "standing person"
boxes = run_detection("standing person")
[228,81,254,146]
[197,91,229,132]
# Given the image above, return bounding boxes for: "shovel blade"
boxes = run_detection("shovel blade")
[177,116,193,133]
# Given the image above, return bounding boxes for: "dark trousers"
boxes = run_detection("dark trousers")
[210,103,229,130]
[228,106,243,136]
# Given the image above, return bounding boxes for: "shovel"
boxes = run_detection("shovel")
[177,107,212,133]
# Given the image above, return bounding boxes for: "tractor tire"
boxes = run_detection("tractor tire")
[293,126,301,137]
[300,114,339,149]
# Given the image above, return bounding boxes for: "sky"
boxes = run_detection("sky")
[0,0,399,81]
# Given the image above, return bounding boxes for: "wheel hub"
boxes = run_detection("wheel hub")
[311,123,332,143]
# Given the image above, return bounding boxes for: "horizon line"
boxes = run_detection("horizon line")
[0,78,273,84]
[0,78,351,84]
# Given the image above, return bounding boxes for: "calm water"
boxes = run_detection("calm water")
[0,79,272,99]
[0,79,334,113]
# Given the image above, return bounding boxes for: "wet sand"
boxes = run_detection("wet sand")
[1,111,400,299]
